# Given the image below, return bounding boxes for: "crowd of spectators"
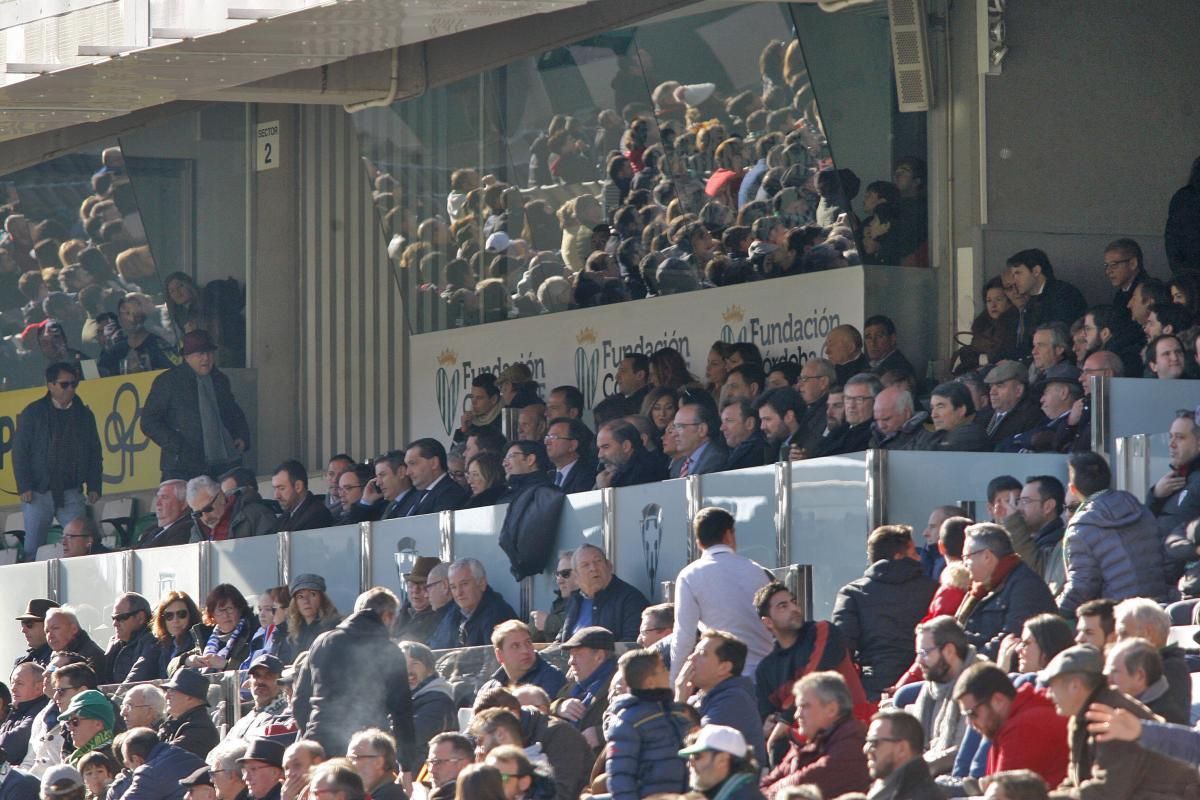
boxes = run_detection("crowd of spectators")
[0,145,245,391]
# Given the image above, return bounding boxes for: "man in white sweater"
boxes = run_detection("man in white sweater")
[670,507,775,682]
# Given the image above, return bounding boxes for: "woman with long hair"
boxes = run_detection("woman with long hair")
[648,347,700,390]
[272,574,341,665]
[128,590,203,680]
[465,452,506,508]
[241,585,290,670]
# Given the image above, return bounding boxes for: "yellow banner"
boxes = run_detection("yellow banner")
[0,370,165,509]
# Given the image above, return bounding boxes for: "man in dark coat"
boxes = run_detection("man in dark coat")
[11,361,102,561]
[141,330,251,482]
[137,480,194,548]
[1151,411,1200,590]
[119,727,205,800]
[477,621,566,700]
[292,589,417,776]
[832,525,937,700]
[403,439,469,516]
[0,663,48,765]
[556,544,648,643]
[550,627,618,752]
[720,399,769,471]
[187,476,276,542]
[863,710,943,800]
[159,669,218,760]
[270,461,333,533]
[396,557,445,643]
[1007,249,1087,330]
[13,599,57,667]
[104,593,158,684]
[45,608,109,684]
[545,418,597,493]
[976,360,1046,448]
[427,560,517,650]
[498,442,565,580]
[597,421,669,488]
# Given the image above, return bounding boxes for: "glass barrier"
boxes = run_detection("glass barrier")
[1100,378,1198,455]
[700,464,779,568]
[372,516,443,600]
[528,489,604,640]
[788,453,867,621]
[57,550,127,645]
[210,534,281,605]
[1148,432,1172,492]
[135,543,201,603]
[612,478,690,605]
[290,524,362,614]
[452,505,521,614]
[0,561,51,666]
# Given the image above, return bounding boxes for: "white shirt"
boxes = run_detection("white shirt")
[670,544,775,681]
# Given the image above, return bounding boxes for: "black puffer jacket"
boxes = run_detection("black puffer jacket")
[499,471,565,579]
[271,614,340,666]
[960,560,1057,660]
[831,558,937,699]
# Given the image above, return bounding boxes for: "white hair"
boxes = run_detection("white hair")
[449,558,486,580]
[125,684,166,721]
[186,475,220,504]
[1115,598,1171,648]
[160,480,187,501]
[207,739,248,772]
[45,606,79,628]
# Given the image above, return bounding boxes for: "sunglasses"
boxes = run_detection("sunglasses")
[53,381,79,389]
[191,500,218,518]
[555,569,573,579]
[161,610,190,622]
[111,611,138,623]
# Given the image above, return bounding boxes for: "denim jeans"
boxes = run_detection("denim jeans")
[20,489,87,561]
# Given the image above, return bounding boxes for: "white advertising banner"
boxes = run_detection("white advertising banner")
[410,268,866,441]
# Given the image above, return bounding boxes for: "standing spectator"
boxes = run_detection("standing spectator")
[137,481,194,548]
[1039,644,1198,798]
[605,649,691,800]
[678,725,764,800]
[141,331,250,482]
[551,627,618,751]
[1165,155,1200,271]
[863,709,942,800]
[160,669,219,759]
[673,631,767,767]
[14,599,58,667]
[1006,249,1087,330]
[271,461,333,533]
[1003,475,1068,593]
[955,524,1056,660]
[292,589,416,778]
[832,525,936,700]
[557,544,648,643]
[670,507,773,682]
[1058,452,1170,616]
[12,362,102,562]
[951,663,1068,788]
[428,559,517,649]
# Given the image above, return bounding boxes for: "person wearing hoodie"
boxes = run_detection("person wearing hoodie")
[484,745,556,800]
[397,643,455,757]
[291,589,416,779]
[605,649,692,800]
[1058,452,1170,617]
[831,525,937,700]
[674,632,766,768]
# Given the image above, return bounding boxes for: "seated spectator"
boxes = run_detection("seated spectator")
[953,662,1068,789]
[669,402,728,477]
[1003,366,1081,452]
[551,627,618,751]
[346,729,403,800]
[424,734,472,800]
[235,739,285,800]
[104,592,157,684]
[864,315,915,377]
[1128,277,1171,330]
[545,418,596,493]
[477,621,566,699]
[77,750,116,800]
[60,689,117,767]
[907,616,984,776]
[595,421,669,489]
[186,475,277,542]
[673,631,767,767]
[1147,333,1188,379]
[137,480,193,548]
[1104,638,1187,725]
[396,643,454,757]
[720,398,769,470]
[722,364,766,403]
[463,453,505,508]
[396,557,444,642]
[869,386,927,450]
[322,454,354,515]
[1058,452,1170,616]
[678,725,763,800]
[0,662,48,766]
[333,464,381,524]
[1113,598,1190,727]
[531,551,575,643]
[978,361,1045,447]
[454,373,503,445]
[178,584,258,673]
[985,475,1021,523]
[1143,302,1194,340]
[557,544,648,642]
[794,359,835,456]
[404,439,470,516]
[1080,304,1144,379]
[118,726,205,800]
[605,649,692,799]
[824,325,871,387]
[1003,475,1068,592]
[272,575,339,667]
[832,525,936,700]
[45,607,108,683]
[996,613,1074,678]
[916,382,990,452]
[813,372,880,457]
[1027,323,1070,386]
[754,387,803,463]
[160,669,219,759]
[129,591,203,681]
[14,598,57,668]
[546,384,586,423]
[429,558,517,649]
[863,709,942,800]
[119,684,165,732]
[765,362,801,391]
[279,739,322,800]
[955,524,1056,660]
[244,586,289,669]
[271,461,333,533]
[637,603,674,668]
[761,671,870,799]
[228,655,288,741]
[1039,644,1198,798]
[1006,249,1086,330]
[1073,599,1117,653]
[484,745,557,800]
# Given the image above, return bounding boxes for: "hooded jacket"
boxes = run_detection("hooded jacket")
[832,558,937,699]
[410,675,455,755]
[603,691,691,800]
[986,683,1068,787]
[1058,489,1171,616]
[498,471,565,580]
[291,609,417,771]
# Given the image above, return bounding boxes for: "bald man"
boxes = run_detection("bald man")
[824,325,871,386]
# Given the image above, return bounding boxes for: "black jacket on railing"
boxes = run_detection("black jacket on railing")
[499,472,565,580]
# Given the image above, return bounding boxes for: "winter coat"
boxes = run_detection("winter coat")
[410,676,456,756]
[130,636,190,682]
[557,576,649,643]
[1158,645,1192,727]
[761,714,870,799]
[552,658,617,747]
[396,605,446,644]
[271,615,339,666]
[833,558,937,699]
[428,587,517,650]
[914,423,992,453]
[499,472,565,580]
[754,621,869,726]
[603,692,691,800]
[12,394,103,496]
[106,626,159,685]
[866,755,944,800]
[189,493,277,543]
[1153,458,1200,589]
[1058,490,1171,616]
[62,628,111,685]
[0,698,48,765]
[987,683,1068,788]
[160,705,218,760]
[177,614,260,675]
[1003,513,1066,593]
[0,768,38,800]
[959,561,1056,660]
[478,655,566,700]
[140,363,250,480]
[724,431,770,471]
[892,564,971,689]
[122,742,205,800]
[291,609,417,771]
[694,676,767,767]
[519,709,593,800]
[1060,684,1200,800]
[609,448,670,488]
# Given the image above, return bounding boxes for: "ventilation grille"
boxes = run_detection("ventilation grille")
[888,0,932,112]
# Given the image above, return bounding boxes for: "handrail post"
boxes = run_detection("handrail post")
[277,531,291,586]
[439,511,455,563]
[775,460,792,568]
[359,521,374,593]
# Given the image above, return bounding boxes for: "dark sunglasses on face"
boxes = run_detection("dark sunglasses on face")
[161,610,190,622]
[54,381,79,389]
[191,500,217,518]
[111,611,138,623]
[555,569,573,579]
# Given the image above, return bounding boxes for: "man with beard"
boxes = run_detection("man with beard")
[753,388,802,463]
[863,710,942,800]
[908,616,984,776]
[679,725,765,800]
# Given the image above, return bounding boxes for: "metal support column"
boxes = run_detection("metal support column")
[47,559,59,603]
[684,475,701,563]
[601,487,617,560]
[278,532,292,586]
[359,522,374,593]
[1091,376,1109,458]
[775,460,792,568]
[439,511,455,563]
[866,449,888,530]
[198,542,211,602]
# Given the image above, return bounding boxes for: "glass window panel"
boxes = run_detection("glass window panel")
[290,525,362,615]
[700,464,779,568]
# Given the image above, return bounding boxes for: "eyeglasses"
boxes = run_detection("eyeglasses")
[191,500,218,518]
[544,434,576,442]
[916,645,941,658]
[53,381,79,389]
[52,686,77,696]
[65,717,83,728]
[1015,497,1041,506]
[1102,258,1132,271]
[962,701,988,719]
[864,736,902,749]
[161,609,190,622]
[555,569,573,579]
[111,611,139,623]
[241,765,273,775]
[346,754,382,763]
[639,626,669,636]
[426,757,465,767]
[62,533,91,540]
[340,484,363,492]
[962,548,989,560]
[213,605,239,618]
[671,422,701,430]
[121,703,151,711]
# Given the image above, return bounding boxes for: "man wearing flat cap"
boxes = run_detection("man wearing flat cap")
[14,599,58,667]
[1040,644,1199,799]
[179,765,217,800]
[228,655,288,742]
[237,739,285,800]
[396,557,445,643]
[141,330,251,482]
[550,626,618,751]
[159,669,218,760]
[60,691,115,767]
[977,360,1046,447]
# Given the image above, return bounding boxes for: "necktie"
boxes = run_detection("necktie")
[679,458,691,478]
[406,490,430,516]
[987,411,1005,437]
[554,471,564,487]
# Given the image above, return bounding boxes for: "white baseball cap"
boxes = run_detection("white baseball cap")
[485,232,511,253]
[677,724,749,759]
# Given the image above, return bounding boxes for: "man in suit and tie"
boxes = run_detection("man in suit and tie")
[361,450,420,520]
[545,417,596,493]
[272,459,334,532]
[669,401,728,478]
[978,360,1046,448]
[404,438,470,516]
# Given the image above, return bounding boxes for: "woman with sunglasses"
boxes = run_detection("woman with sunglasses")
[129,591,203,680]
[180,584,259,673]
[240,585,290,670]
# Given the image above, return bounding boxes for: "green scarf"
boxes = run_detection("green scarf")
[68,729,114,766]
[711,773,755,800]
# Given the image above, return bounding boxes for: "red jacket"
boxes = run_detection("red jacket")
[987,682,1069,787]
[761,714,870,799]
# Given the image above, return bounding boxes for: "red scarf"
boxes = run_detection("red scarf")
[969,553,1022,600]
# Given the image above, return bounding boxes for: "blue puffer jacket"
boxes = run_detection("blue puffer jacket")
[1059,490,1171,616]
[122,742,206,800]
[603,691,691,800]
